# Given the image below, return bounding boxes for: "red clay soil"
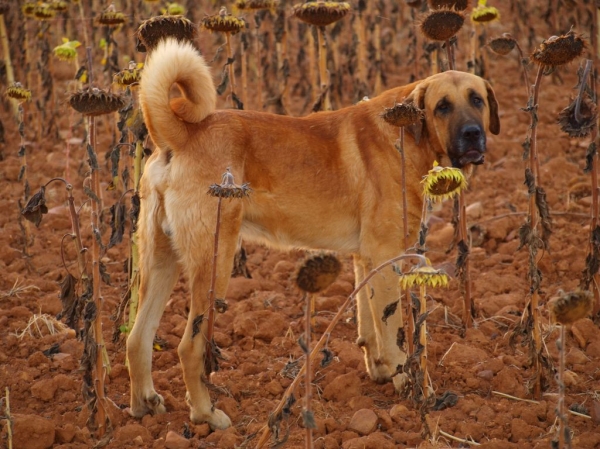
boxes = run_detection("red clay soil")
[1,2,600,449]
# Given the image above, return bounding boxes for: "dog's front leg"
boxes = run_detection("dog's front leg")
[127,226,180,418]
[354,254,409,393]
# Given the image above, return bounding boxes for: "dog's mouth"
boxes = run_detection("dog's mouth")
[455,149,485,167]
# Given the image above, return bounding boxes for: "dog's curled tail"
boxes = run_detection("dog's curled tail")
[140,38,216,151]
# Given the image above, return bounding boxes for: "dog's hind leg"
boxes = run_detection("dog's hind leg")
[127,205,180,418]
[175,201,243,430]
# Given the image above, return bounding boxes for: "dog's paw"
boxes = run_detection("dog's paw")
[191,407,232,430]
[392,372,410,395]
[128,392,166,418]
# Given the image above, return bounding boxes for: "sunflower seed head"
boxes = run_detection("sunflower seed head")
[234,0,279,12]
[6,82,32,102]
[113,64,143,87]
[291,2,351,27]
[531,30,586,68]
[382,102,423,127]
[488,36,516,56]
[557,96,597,138]
[296,254,342,293]
[419,9,465,41]
[548,290,593,326]
[98,5,127,27]
[202,11,246,34]
[0,1,10,15]
[69,88,126,116]
[207,168,252,199]
[137,15,198,52]
[428,0,468,10]
[33,2,56,20]
[471,4,500,23]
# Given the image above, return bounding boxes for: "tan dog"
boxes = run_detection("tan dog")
[127,38,500,429]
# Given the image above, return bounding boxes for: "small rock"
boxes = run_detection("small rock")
[389,404,408,423]
[477,369,494,380]
[347,409,378,435]
[323,372,362,402]
[55,423,76,443]
[12,414,55,449]
[115,423,152,444]
[466,201,484,219]
[31,378,58,401]
[165,430,190,449]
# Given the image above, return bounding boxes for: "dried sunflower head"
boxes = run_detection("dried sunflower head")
[51,1,68,12]
[0,2,9,15]
[22,2,36,17]
[296,253,342,293]
[33,2,56,20]
[428,0,468,10]
[163,2,186,15]
[234,0,279,12]
[558,96,597,138]
[406,0,423,7]
[381,102,424,127]
[98,4,126,27]
[547,289,593,325]
[531,30,586,68]
[291,1,351,27]
[471,1,500,23]
[207,168,252,199]
[419,9,465,41]
[488,35,516,56]
[422,161,467,202]
[6,82,32,102]
[399,265,450,289]
[202,9,246,34]
[53,38,81,62]
[113,61,143,87]
[137,15,197,52]
[69,88,126,116]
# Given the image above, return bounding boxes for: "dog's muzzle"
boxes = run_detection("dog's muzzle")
[451,123,486,168]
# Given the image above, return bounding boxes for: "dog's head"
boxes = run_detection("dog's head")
[404,70,500,168]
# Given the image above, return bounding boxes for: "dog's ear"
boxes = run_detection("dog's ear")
[403,82,428,145]
[485,80,500,135]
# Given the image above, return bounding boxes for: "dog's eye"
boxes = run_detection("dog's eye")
[471,95,484,108]
[435,100,451,114]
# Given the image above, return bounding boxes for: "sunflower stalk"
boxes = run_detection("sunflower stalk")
[458,190,473,328]
[317,26,331,111]
[0,12,18,119]
[256,253,431,448]
[4,387,12,449]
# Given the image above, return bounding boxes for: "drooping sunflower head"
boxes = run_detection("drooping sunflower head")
[419,8,465,42]
[296,253,342,293]
[422,162,467,202]
[163,2,186,15]
[113,61,144,88]
[22,2,36,17]
[557,96,597,139]
[547,289,593,326]
[488,35,516,56]
[530,30,586,68]
[51,1,69,13]
[97,4,126,27]
[381,102,424,128]
[202,9,246,34]
[399,265,450,290]
[6,82,32,102]
[234,0,279,12]
[33,2,56,20]
[53,39,81,62]
[207,168,252,199]
[291,1,351,27]
[470,1,500,24]
[428,0,468,10]
[69,88,126,116]
[137,15,197,52]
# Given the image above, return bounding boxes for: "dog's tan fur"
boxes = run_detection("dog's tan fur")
[127,38,500,429]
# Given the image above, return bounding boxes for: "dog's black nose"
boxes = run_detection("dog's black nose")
[461,124,482,142]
